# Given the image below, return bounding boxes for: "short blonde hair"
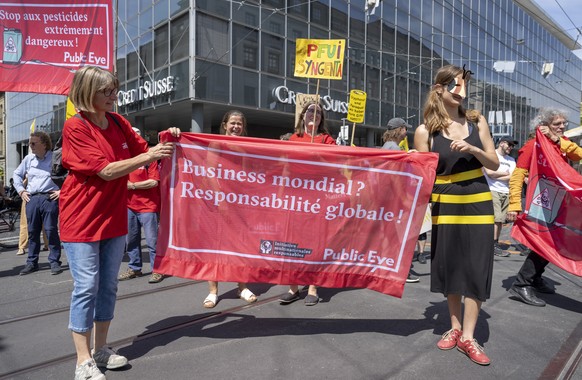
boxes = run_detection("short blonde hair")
[69,66,119,113]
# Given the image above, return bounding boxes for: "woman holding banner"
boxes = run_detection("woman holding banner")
[414,64,499,366]
[203,110,258,308]
[61,66,179,380]
[280,100,336,306]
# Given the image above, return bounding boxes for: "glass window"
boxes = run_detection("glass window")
[262,32,284,75]
[196,13,229,64]
[154,0,169,26]
[263,0,285,9]
[261,74,283,110]
[310,2,329,28]
[288,0,308,18]
[195,0,229,16]
[170,0,188,17]
[331,7,348,37]
[232,68,258,107]
[116,44,127,83]
[169,60,189,101]
[139,33,153,78]
[170,14,189,61]
[194,60,229,102]
[233,24,258,69]
[154,24,169,68]
[127,39,139,79]
[139,6,152,34]
[263,11,284,36]
[233,2,259,27]
[288,18,307,41]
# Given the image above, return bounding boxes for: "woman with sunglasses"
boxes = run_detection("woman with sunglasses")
[414,65,499,366]
[279,100,336,306]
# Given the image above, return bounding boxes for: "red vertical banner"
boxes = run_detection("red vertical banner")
[155,133,438,298]
[0,0,113,95]
[511,130,582,276]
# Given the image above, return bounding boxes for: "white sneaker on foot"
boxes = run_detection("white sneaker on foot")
[75,358,105,380]
[92,346,128,369]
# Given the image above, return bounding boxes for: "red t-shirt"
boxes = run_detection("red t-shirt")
[128,163,160,213]
[59,112,148,242]
[289,133,336,145]
[516,137,569,170]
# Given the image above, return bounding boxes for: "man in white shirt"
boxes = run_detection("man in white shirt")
[483,136,517,257]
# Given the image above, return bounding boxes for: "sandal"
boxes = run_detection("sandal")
[304,294,320,306]
[238,288,258,303]
[203,293,218,308]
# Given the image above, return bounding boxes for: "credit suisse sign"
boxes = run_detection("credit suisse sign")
[118,76,175,106]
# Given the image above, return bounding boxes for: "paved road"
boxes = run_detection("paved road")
[0,226,580,380]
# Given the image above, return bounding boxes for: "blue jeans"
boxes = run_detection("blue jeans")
[64,236,125,333]
[25,193,61,266]
[126,210,158,271]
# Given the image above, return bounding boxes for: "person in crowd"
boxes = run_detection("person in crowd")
[416,232,428,264]
[482,136,518,257]
[61,65,179,380]
[15,176,49,256]
[381,117,420,283]
[118,128,165,284]
[202,110,258,308]
[289,100,336,144]
[13,131,62,275]
[6,178,18,199]
[414,64,499,366]
[279,100,336,306]
[507,108,582,307]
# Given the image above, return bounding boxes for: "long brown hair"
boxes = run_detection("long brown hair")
[294,101,330,137]
[423,65,479,134]
[220,110,247,136]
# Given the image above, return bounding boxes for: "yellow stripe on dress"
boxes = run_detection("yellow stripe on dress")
[431,192,492,204]
[435,168,484,184]
[432,215,495,225]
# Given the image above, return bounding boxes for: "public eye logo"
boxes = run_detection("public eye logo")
[122,142,129,149]
[260,240,273,254]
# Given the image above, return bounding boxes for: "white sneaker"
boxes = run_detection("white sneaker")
[74,358,105,380]
[92,346,128,369]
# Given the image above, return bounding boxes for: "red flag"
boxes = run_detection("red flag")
[155,133,438,297]
[0,0,114,95]
[511,129,582,276]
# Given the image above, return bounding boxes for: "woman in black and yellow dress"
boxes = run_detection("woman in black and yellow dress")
[414,65,499,366]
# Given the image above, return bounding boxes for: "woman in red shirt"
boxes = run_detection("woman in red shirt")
[61,66,179,380]
[281,100,336,306]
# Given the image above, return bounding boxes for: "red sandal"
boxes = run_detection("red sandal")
[457,337,491,365]
[437,328,461,350]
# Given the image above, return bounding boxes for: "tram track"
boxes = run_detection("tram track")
[0,279,203,326]
[0,291,287,379]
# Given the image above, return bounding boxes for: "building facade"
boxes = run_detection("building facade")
[5,0,582,177]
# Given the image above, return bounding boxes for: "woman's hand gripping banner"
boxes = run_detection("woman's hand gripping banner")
[155,133,438,297]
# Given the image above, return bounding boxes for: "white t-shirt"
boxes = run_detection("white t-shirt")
[484,151,516,194]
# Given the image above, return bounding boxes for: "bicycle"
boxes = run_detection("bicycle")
[0,197,21,249]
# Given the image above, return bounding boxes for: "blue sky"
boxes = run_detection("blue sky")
[534,0,582,47]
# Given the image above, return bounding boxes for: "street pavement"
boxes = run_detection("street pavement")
[0,225,580,380]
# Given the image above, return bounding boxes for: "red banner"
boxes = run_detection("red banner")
[0,0,113,95]
[511,130,582,276]
[155,133,438,297]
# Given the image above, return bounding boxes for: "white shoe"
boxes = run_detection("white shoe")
[92,346,128,369]
[74,358,105,380]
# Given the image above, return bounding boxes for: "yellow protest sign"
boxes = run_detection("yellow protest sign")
[66,97,76,119]
[294,39,345,80]
[347,90,366,123]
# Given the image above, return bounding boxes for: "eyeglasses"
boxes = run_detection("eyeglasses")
[101,88,118,97]
[551,121,568,127]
